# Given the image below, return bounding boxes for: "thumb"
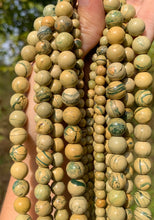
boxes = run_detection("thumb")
[78,0,105,56]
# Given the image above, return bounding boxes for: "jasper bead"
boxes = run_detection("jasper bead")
[68,179,86,196]
[37,217,53,220]
[37,26,53,41]
[69,196,88,214]
[110,155,127,172]
[107,27,125,44]
[107,44,125,62]
[134,107,152,124]
[21,45,36,62]
[56,32,74,51]
[107,62,126,81]
[108,136,127,154]
[51,182,65,195]
[134,124,152,141]
[107,206,126,220]
[15,60,32,78]
[135,89,153,107]
[134,142,151,158]
[10,128,27,145]
[135,72,153,89]
[36,119,53,134]
[34,184,51,201]
[13,180,29,197]
[10,162,28,179]
[36,151,53,168]
[54,209,69,220]
[123,77,135,93]
[134,207,152,220]
[70,214,87,220]
[103,0,120,12]
[15,214,32,220]
[106,99,125,118]
[14,197,31,214]
[108,172,126,190]
[10,93,28,110]
[35,167,52,184]
[35,86,52,102]
[134,190,151,208]
[58,51,76,70]
[134,158,151,174]
[105,10,124,28]
[121,4,136,22]
[41,16,55,29]
[66,161,85,179]
[106,81,126,100]
[53,195,67,210]
[43,4,56,17]
[52,167,64,181]
[10,144,27,162]
[127,18,145,37]
[108,190,126,207]
[63,106,81,125]
[34,17,43,31]
[134,175,151,191]
[36,54,52,70]
[54,16,73,32]
[55,1,73,17]
[62,88,80,106]
[36,135,53,151]
[9,111,27,128]
[134,54,152,71]
[108,118,126,136]
[27,30,39,46]
[53,152,63,167]
[35,200,52,217]
[60,69,78,88]
[132,36,151,54]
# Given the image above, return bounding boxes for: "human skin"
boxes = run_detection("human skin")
[0,0,153,219]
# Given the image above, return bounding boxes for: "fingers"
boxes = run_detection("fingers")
[78,0,105,56]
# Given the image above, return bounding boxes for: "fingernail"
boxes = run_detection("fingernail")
[78,0,90,6]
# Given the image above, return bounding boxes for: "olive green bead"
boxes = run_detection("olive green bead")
[13,180,29,197]
[121,4,136,22]
[35,200,52,217]
[33,17,43,31]
[108,118,126,136]
[11,162,28,179]
[58,51,76,70]
[35,167,52,184]
[54,16,73,33]
[110,155,127,172]
[21,45,36,62]
[134,207,152,220]
[43,4,56,16]
[134,158,151,174]
[34,70,52,86]
[67,179,86,196]
[36,134,53,151]
[35,54,52,71]
[134,72,153,89]
[106,99,125,118]
[51,181,65,195]
[34,184,51,201]
[10,144,27,162]
[10,93,28,110]
[66,161,85,179]
[134,107,152,124]
[107,44,125,62]
[105,10,124,28]
[55,1,73,17]
[62,88,80,106]
[9,110,27,128]
[14,197,31,214]
[106,81,126,100]
[134,124,152,141]
[37,26,53,41]
[134,54,152,71]
[107,206,126,220]
[15,214,32,220]
[60,69,78,88]
[108,172,126,190]
[134,141,151,158]
[15,60,32,78]
[10,128,27,145]
[35,86,52,102]
[54,209,69,220]
[27,30,39,46]
[103,0,120,12]
[108,136,127,154]
[108,190,126,207]
[135,89,153,107]
[134,175,151,191]
[36,151,53,168]
[55,32,74,51]
[127,18,145,37]
[69,196,88,214]
[107,62,126,81]
[134,190,151,208]
[35,102,53,118]
[53,195,67,210]
[36,119,53,134]
[132,36,151,54]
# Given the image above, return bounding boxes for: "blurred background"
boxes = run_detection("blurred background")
[0,0,154,217]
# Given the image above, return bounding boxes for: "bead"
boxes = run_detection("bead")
[62,88,80,106]
[107,27,125,44]
[67,179,86,196]
[127,18,145,37]
[123,34,133,47]
[123,77,135,93]
[135,89,153,107]
[110,155,127,172]
[36,151,53,168]
[50,64,62,79]
[34,70,52,87]
[10,144,27,162]
[134,207,152,220]
[36,119,53,135]
[134,141,151,158]
[124,165,134,179]
[15,214,32,220]
[37,217,53,220]
[120,4,136,22]
[107,62,126,81]
[108,136,127,154]
[27,31,39,46]
[60,69,78,88]
[103,0,120,12]
[66,161,85,179]
[55,1,73,17]
[122,93,135,107]
[108,172,126,190]
[53,195,67,210]
[107,206,126,220]
[108,190,126,207]
[35,86,52,102]
[35,167,52,184]
[125,62,136,78]
[13,180,29,197]
[51,182,65,195]
[9,110,27,128]
[63,107,81,125]
[14,197,31,214]
[41,16,55,29]
[134,158,151,174]
[64,125,82,143]
[124,47,135,62]
[134,107,152,124]
[50,50,60,64]
[52,123,64,138]
[53,138,64,152]
[11,162,28,179]
[34,184,51,201]
[107,44,125,62]
[134,124,152,141]
[135,72,153,89]
[52,167,64,181]
[124,151,134,164]
[10,128,27,145]
[124,180,134,194]
[56,32,74,51]
[106,81,126,100]
[36,135,53,151]
[70,214,88,220]
[35,102,53,118]
[15,60,32,78]
[35,54,52,70]
[106,99,125,118]
[21,45,36,62]
[51,109,63,123]
[43,4,56,17]
[58,51,76,69]
[134,54,152,71]
[105,10,124,28]
[134,190,151,208]
[108,118,126,136]
[134,175,151,191]
[132,36,151,54]
[35,200,52,217]
[69,196,88,214]
[53,152,63,167]
[54,16,73,32]
[34,17,43,31]
[10,93,28,110]
[54,209,69,220]
[37,26,53,41]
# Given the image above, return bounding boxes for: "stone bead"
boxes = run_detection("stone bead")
[103,0,120,12]
[95,55,107,66]
[50,64,62,79]
[60,69,78,88]
[124,151,133,164]
[53,152,63,167]
[94,115,105,125]
[69,196,88,214]
[15,214,32,220]
[94,153,105,162]
[12,76,30,93]
[66,161,85,179]
[125,62,136,78]
[107,44,125,62]
[35,167,52,184]
[36,151,53,168]
[94,124,105,135]
[10,128,27,145]
[9,110,27,128]
[37,217,53,220]
[127,18,145,37]
[132,36,151,54]
[67,179,86,196]
[134,158,151,174]
[107,27,125,44]
[10,144,27,162]
[123,34,133,47]
[50,50,60,64]
[134,175,151,191]
[36,119,53,135]
[110,155,127,172]
[41,16,55,29]
[51,109,63,123]
[95,76,106,86]
[51,181,65,195]
[35,54,52,70]
[15,60,32,78]
[35,200,52,217]
[108,118,126,136]
[13,179,29,197]
[122,93,134,107]
[55,1,73,17]
[123,78,135,93]
[134,107,152,124]
[124,47,135,62]
[34,70,52,86]
[124,165,134,180]
[54,16,73,32]
[122,108,133,123]
[64,125,82,143]
[50,79,62,94]
[54,209,69,220]
[53,138,64,152]
[108,136,127,154]
[108,190,126,207]
[53,195,67,210]
[106,99,125,118]
[134,207,152,220]
[21,45,36,62]
[108,172,126,190]
[36,135,53,151]
[10,162,28,179]
[95,190,106,200]
[14,197,31,214]
[120,4,136,22]
[134,124,152,141]
[106,81,126,100]
[56,32,74,51]
[51,123,64,138]
[27,31,39,46]
[134,190,151,208]
[124,180,134,194]
[34,17,43,31]
[105,10,124,28]
[107,62,126,81]
[63,107,81,125]
[37,26,53,41]
[70,214,87,220]
[134,141,151,158]
[72,28,81,38]
[134,54,152,71]
[35,86,52,102]
[52,167,64,181]
[34,184,51,201]
[10,93,28,110]
[107,206,126,220]
[135,89,153,107]
[43,4,56,17]
[35,102,53,119]
[62,88,80,106]
[135,72,153,89]
[58,51,76,70]
[95,199,106,208]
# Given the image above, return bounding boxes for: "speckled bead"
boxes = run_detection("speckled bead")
[36,151,53,168]
[35,167,52,184]
[36,40,52,55]
[105,10,124,28]
[15,60,32,78]
[134,190,151,208]
[51,181,65,195]
[134,54,152,71]
[108,190,126,207]
[36,119,53,134]
[134,158,151,175]
[108,172,126,190]
[134,142,151,158]
[108,118,126,136]
[55,1,73,17]
[109,155,127,172]
[12,77,29,94]
[14,197,31,214]
[54,209,69,220]
[127,18,145,37]
[41,16,55,29]
[35,200,52,217]
[35,86,52,102]
[9,110,27,128]
[62,88,80,106]
[13,180,29,197]
[35,54,52,70]
[135,89,153,107]
[134,207,152,220]
[106,81,126,100]
[66,161,85,179]
[106,99,125,118]
[54,16,73,32]
[120,4,136,22]
[69,196,88,214]
[56,32,74,51]
[10,144,27,162]
[134,107,152,124]
[134,124,152,141]
[53,195,66,210]
[107,62,126,81]
[107,206,126,220]
[10,93,28,110]
[132,36,151,54]
[43,4,56,17]
[34,184,51,201]
[37,26,53,41]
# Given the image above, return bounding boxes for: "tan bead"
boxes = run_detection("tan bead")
[58,51,76,70]
[122,93,134,107]
[37,217,53,220]
[35,54,52,70]
[51,109,63,123]
[124,180,134,194]
[107,206,126,220]
[127,18,145,37]
[106,99,125,118]
[66,161,85,179]
[50,64,62,79]
[53,138,64,152]
[135,89,153,107]
[15,214,32,220]
[107,44,125,62]
[21,45,36,62]
[134,124,152,141]
[134,107,152,124]
[50,79,62,94]
[62,88,80,106]
[36,40,52,55]
[123,34,133,47]
[12,77,29,93]
[55,1,73,17]
[69,196,88,214]
[125,62,136,78]
[52,167,64,181]
[108,172,126,190]
[134,175,151,191]
[51,94,63,108]
[107,26,125,44]
[134,207,152,220]
[108,190,126,207]
[36,135,53,151]
[134,54,152,71]
[60,69,78,88]
[51,181,65,195]
[41,16,55,29]
[36,151,53,168]
[53,152,63,167]
[95,65,106,76]
[10,144,27,162]
[103,0,120,12]
[52,123,64,138]
[10,93,28,110]
[135,72,153,89]
[68,179,86,196]
[35,200,52,217]
[9,110,27,128]
[33,17,43,31]
[124,47,135,62]
[134,190,151,208]
[36,119,53,135]
[54,16,73,33]
[110,155,127,172]
[123,77,135,93]
[70,214,88,220]
[121,4,136,22]
[134,158,151,175]
[27,31,39,46]
[95,190,106,200]
[11,162,28,179]
[10,128,27,145]
[53,195,67,210]
[14,197,31,214]
[35,167,52,184]
[15,60,32,78]
[107,62,126,81]
[34,184,51,201]
[54,209,69,220]
[50,50,60,64]
[65,143,83,161]
[105,10,124,28]
[106,81,126,100]
[96,199,106,208]
[134,141,151,158]
[124,193,134,208]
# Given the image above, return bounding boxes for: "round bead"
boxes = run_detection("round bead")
[135,90,153,107]
[108,190,126,207]
[27,30,39,46]
[103,0,120,12]
[54,16,73,32]
[34,17,43,31]
[60,69,78,88]
[107,27,125,44]
[134,158,151,174]
[107,62,126,81]
[51,182,65,195]
[64,125,82,143]
[108,118,126,136]
[124,47,135,62]
[55,1,73,17]
[35,102,53,118]
[105,10,124,28]
[134,54,152,71]
[54,209,69,220]
[107,206,126,220]
[10,162,28,179]
[69,196,88,214]
[14,197,31,214]
[107,44,125,62]
[10,93,28,110]
[36,151,53,168]
[62,88,80,106]
[106,81,126,100]
[36,135,53,151]
[134,190,151,208]
[127,18,145,37]
[134,142,151,157]
[68,179,86,196]
[134,175,151,191]
[52,167,64,181]
[53,195,67,210]
[41,16,55,29]
[51,123,64,138]
[35,167,52,184]
[132,36,151,54]
[51,109,63,123]
[13,180,29,197]
[36,54,52,70]
[10,128,27,145]
[10,144,27,162]
[53,138,64,152]
[134,207,152,220]
[123,77,135,93]
[125,62,136,78]
[56,32,74,51]
[70,214,87,220]
[66,161,85,179]
[34,184,51,201]
[21,45,36,62]
[108,137,127,154]
[15,214,32,220]
[34,70,52,86]
[110,155,127,172]
[58,51,76,70]
[120,4,136,22]
[124,180,134,194]
[108,172,126,190]
[43,4,56,17]
[37,26,52,41]
[35,200,52,217]
[36,119,53,135]
[12,77,29,93]
[9,111,27,128]
[35,86,52,102]
[63,107,81,125]
[135,72,153,89]
[15,60,32,78]
[134,124,152,141]
[134,107,152,124]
